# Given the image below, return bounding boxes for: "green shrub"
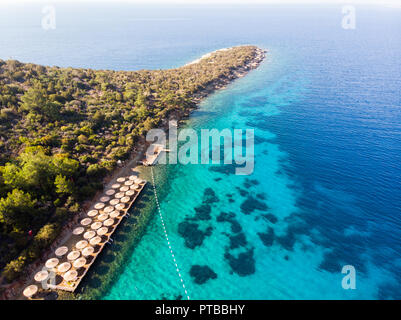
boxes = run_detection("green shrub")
[2,256,26,282]
[77,134,88,144]
[86,164,107,178]
[34,223,60,248]
[110,147,130,161]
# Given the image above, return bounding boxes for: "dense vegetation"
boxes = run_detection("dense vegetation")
[0,45,261,283]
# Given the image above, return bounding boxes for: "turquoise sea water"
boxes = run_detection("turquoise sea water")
[1,3,400,299]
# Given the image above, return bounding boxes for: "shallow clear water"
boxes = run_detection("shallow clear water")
[1,3,400,299]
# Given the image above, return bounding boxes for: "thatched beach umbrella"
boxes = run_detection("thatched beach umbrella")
[34,270,49,282]
[45,258,59,269]
[129,175,136,181]
[97,213,109,221]
[57,262,71,273]
[126,190,135,197]
[73,227,85,235]
[90,236,102,246]
[117,177,126,183]
[23,285,38,298]
[111,184,121,189]
[100,196,110,203]
[105,189,115,196]
[73,257,87,269]
[91,222,102,230]
[103,206,114,214]
[109,211,120,219]
[120,186,129,192]
[133,177,141,184]
[103,218,115,227]
[120,196,130,204]
[55,246,68,257]
[63,270,78,282]
[82,246,94,257]
[115,204,125,211]
[97,227,109,236]
[80,218,92,226]
[84,230,96,240]
[115,192,125,199]
[87,210,98,217]
[67,250,80,261]
[94,202,105,210]
[76,240,88,250]
[124,180,134,186]
[110,199,119,206]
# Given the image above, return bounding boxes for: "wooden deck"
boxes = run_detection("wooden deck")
[33,178,147,293]
[143,144,169,166]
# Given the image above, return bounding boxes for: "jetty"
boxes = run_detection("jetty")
[142,144,170,166]
[22,175,147,297]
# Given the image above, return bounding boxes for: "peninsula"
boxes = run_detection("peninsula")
[0,46,265,299]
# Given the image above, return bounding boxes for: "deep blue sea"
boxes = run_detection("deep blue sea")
[1,3,400,299]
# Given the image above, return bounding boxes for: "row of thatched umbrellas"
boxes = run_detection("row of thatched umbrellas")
[23,175,144,299]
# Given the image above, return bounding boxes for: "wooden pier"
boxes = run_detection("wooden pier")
[142,144,170,166]
[25,176,147,295]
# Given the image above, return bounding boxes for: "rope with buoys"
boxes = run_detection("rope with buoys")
[150,166,190,300]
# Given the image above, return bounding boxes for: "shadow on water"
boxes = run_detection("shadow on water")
[76,179,160,299]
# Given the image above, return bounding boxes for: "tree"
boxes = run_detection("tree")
[41,100,61,121]
[135,90,146,108]
[110,147,129,161]
[20,84,47,112]
[77,134,88,144]
[91,110,106,131]
[86,163,107,178]
[34,223,59,248]
[0,164,22,191]
[54,174,74,195]
[52,154,79,177]
[0,189,37,231]
[1,149,78,196]
[11,149,56,194]
[2,256,26,282]
[19,83,60,120]
[135,105,149,120]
